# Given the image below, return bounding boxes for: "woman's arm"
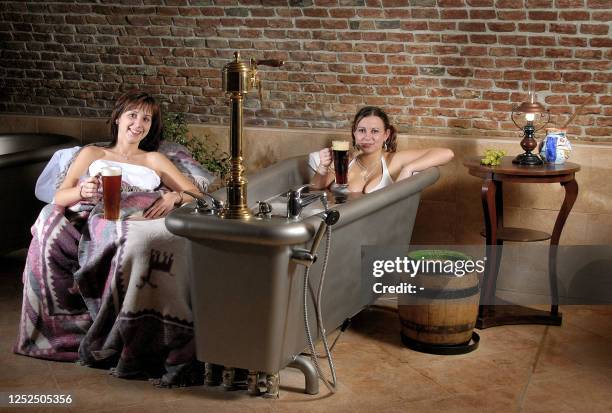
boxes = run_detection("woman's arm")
[394,147,454,181]
[54,147,103,206]
[143,152,202,219]
[309,148,335,189]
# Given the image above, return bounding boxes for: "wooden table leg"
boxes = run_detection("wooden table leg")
[477,175,503,326]
[549,178,578,316]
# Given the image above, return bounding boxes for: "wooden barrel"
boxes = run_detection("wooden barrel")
[398,250,480,347]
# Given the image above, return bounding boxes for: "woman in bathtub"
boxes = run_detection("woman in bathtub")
[310,106,454,193]
[15,91,206,387]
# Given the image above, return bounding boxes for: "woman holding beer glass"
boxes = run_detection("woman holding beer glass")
[54,90,200,218]
[15,91,208,387]
[311,106,454,193]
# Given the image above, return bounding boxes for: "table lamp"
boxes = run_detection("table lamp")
[511,84,550,166]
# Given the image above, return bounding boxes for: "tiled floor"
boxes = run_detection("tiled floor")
[1,250,611,413]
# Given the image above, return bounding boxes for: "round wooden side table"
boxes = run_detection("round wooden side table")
[464,156,580,329]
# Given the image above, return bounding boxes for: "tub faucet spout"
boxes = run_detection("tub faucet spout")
[184,191,225,215]
[286,185,326,220]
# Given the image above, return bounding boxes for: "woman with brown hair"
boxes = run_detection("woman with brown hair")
[311,106,454,193]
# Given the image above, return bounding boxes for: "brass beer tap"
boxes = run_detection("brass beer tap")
[220,52,284,219]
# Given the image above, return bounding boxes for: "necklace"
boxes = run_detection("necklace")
[111,148,138,161]
[355,156,380,182]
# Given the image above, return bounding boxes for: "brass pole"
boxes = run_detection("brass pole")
[222,92,252,219]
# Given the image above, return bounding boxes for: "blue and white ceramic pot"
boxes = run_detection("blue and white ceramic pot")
[539,129,572,164]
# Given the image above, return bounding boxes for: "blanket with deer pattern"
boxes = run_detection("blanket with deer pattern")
[14,191,196,381]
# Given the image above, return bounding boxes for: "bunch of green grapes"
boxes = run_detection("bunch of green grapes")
[480,149,507,166]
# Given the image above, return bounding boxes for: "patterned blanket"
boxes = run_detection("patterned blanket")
[15,143,212,385]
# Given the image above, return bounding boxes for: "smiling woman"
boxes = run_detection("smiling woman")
[53,91,200,217]
[310,106,454,193]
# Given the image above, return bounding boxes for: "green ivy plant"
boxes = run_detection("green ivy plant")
[162,112,231,180]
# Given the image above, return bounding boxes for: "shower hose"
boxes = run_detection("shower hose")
[303,225,338,393]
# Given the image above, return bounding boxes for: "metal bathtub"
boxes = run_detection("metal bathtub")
[166,155,439,388]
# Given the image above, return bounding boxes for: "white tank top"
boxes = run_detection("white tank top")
[349,156,394,193]
[88,159,161,191]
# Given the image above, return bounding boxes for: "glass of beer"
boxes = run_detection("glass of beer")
[332,140,350,187]
[101,166,122,220]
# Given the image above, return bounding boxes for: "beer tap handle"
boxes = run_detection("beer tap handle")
[255,59,284,67]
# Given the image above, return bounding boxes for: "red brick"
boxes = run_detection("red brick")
[555,60,581,70]
[415,56,439,65]
[545,48,572,58]
[366,65,390,74]
[529,11,558,20]
[459,22,487,32]
[448,118,472,128]
[559,37,587,47]
[498,10,527,20]
[429,21,458,31]
[591,38,612,47]
[471,34,497,44]
[490,47,516,56]
[466,100,492,110]
[442,34,469,44]
[440,98,465,108]
[441,79,467,87]
[447,68,474,77]
[518,23,545,32]
[592,11,612,21]
[585,128,612,136]
[468,79,495,89]
[468,57,495,67]
[529,36,557,46]
[428,88,453,97]
[484,91,510,100]
[420,117,446,127]
[475,69,504,79]
[575,49,602,59]
[441,9,468,19]
[500,35,527,45]
[551,23,578,34]
[412,8,440,18]
[467,0,494,5]
[461,46,488,56]
[401,21,428,30]
[563,72,592,82]
[474,120,499,129]
[581,84,606,93]
[535,71,562,81]
[470,9,497,19]
[488,22,516,32]
[495,0,524,7]
[582,61,610,70]
[433,45,460,55]
[560,11,590,20]
[517,48,543,57]
[440,56,466,66]
[580,24,609,35]
[495,58,523,68]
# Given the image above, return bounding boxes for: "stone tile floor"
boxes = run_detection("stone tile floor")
[1,250,611,412]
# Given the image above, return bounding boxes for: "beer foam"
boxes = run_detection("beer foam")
[332,140,349,151]
[101,166,122,176]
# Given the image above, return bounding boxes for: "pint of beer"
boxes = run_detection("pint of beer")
[332,140,350,186]
[101,166,122,220]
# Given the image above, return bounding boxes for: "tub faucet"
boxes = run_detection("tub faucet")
[184,191,225,215]
[286,185,326,220]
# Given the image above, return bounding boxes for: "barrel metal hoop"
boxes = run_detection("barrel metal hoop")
[399,318,476,334]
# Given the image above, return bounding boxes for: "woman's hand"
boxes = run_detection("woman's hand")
[143,191,181,219]
[317,147,333,175]
[79,175,101,202]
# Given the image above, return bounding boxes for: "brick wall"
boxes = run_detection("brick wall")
[0,1,610,140]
